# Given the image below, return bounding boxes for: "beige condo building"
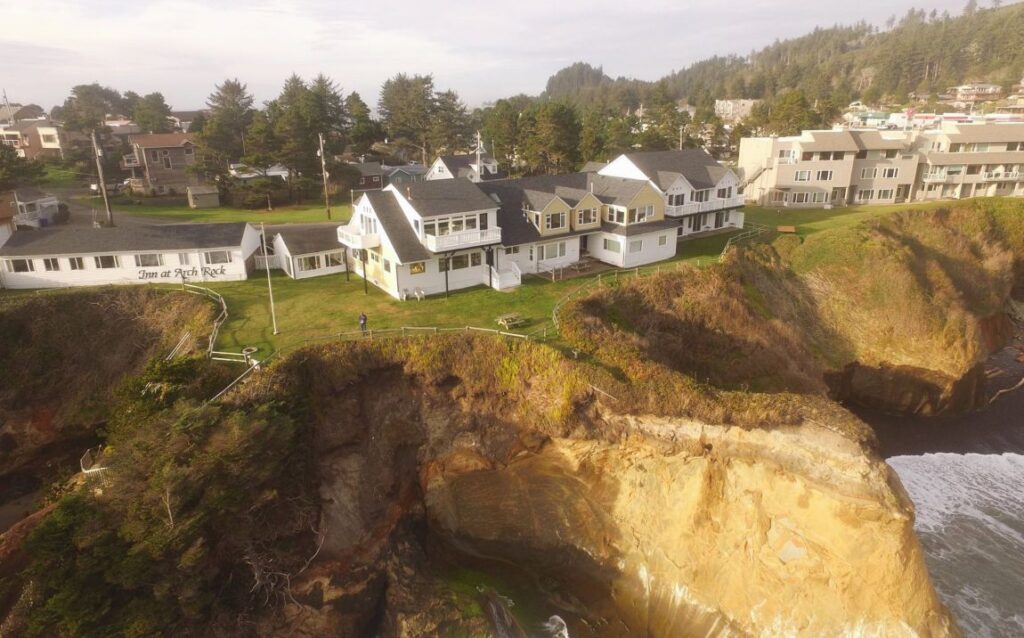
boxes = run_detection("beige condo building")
[738,123,1024,207]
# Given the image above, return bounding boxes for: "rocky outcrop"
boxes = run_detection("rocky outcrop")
[425,415,957,637]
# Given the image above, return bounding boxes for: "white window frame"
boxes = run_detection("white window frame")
[69,257,84,270]
[882,167,899,179]
[794,171,811,182]
[602,238,621,253]
[860,168,877,179]
[134,254,164,268]
[94,255,118,269]
[43,258,60,271]
[6,258,34,273]
[628,239,643,253]
[204,251,232,265]
[816,170,833,181]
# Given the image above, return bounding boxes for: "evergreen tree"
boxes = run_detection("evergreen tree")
[0,144,46,191]
[306,74,348,155]
[378,73,435,157]
[132,92,173,134]
[427,90,471,154]
[269,75,317,178]
[193,79,254,178]
[519,102,580,174]
[345,92,379,154]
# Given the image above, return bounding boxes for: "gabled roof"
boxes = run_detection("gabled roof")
[476,180,592,248]
[352,161,384,177]
[0,222,249,257]
[5,119,58,132]
[386,164,428,177]
[580,161,608,173]
[437,153,505,181]
[617,149,732,190]
[400,179,498,218]
[363,190,431,263]
[130,132,193,148]
[272,223,344,256]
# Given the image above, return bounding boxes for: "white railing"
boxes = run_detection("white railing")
[719,222,774,262]
[337,223,380,249]
[182,283,229,358]
[922,173,950,183]
[121,153,140,168]
[666,196,745,217]
[983,171,1020,181]
[424,227,501,252]
[776,157,798,165]
[488,264,522,291]
[255,254,281,270]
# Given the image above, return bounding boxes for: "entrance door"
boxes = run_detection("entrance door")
[895,184,910,202]
[714,212,724,229]
[485,248,494,267]
[580,235,589,255]
[831,187,846,205]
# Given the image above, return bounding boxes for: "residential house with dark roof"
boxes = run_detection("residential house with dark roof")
[352,161,385,190]
[598,149,745,237]
[385,163,428,187]
[268,224,347,279]
[425,136,504,183]
[9,188,60,228]
[0,222,260,289]
[122,132,198,195]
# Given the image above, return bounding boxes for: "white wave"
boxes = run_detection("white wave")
[889,453,1024,638]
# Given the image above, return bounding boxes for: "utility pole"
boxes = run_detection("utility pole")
[261,223,279,335]
[679,126,684,151]
[318,132,331,220]
[91,129,114,226]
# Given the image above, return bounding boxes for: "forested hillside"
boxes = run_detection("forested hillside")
[543,2,1024,109]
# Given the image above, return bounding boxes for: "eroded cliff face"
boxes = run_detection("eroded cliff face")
[426,416,956,637]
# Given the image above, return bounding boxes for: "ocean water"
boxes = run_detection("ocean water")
[889,453,1024,637]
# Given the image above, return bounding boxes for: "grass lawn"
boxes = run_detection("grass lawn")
[742,200,950,237]
[73,195,352,225]
[42,165,85,188]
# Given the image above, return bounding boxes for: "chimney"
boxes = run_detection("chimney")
[406,186,412,200]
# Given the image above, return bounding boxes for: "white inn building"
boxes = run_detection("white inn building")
[0,223,260,289]
[339,149,745,299]
[738,122,1024,207]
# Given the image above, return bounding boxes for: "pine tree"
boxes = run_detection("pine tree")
[427,90,471,154]
[193,79,254,179]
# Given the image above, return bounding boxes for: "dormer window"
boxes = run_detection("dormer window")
[545,211,566,230]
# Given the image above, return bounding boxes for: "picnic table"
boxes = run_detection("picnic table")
[777,225,797,234]
[496,313,526,330]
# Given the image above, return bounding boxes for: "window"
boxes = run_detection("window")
[818,151,832,161]
[69,257,84,270]
[816,170,833,181]
[42,258,60,271]
[801,152,813,161]
[470,253,481,267]
[602,238,621,253]
[832,152,845,160]
[605,207,625,224]
[204,251,231,265]
[464,216,477,230]
[877,189,894,200]
[811,192,828,203]
[6,259,33,273]
[504,246,520,256]
[949,143,963,153]
[658,234,668,246]
[369,251,380,263]
[41,134,58,144]
[857,190,874,202]
[134,254,163,267]
[629,240,642,253]
[628,204,653,224]
[409,261,426,274]
[178,253,190,265]
[94,255,118,269]
[885,150,898,159]
[449,254,469,270]
[769,190,787,203]
[861,168,877,179]
[413,219,421,234]
[383,258,392,273]
[792,192,810,204]
[967,165,982,175]
[692,190,709,202]
[184,147,193,155]
[717,186,733,199]
[1008,142,1023,151]
[538,242,566,260]
[545,211,566,230]
[668,193,686,206]
[794,171,811,182]
[297,255,321,271]
[855,150,868,160]
[577,208,597,225]
[882,167,899,179]
[326,251,344,267]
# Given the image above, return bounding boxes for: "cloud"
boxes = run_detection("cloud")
[0,0,972,110]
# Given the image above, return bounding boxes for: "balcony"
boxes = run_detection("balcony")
[776,157,798,165]
[121,153,140,169]
[424,227,501,252]
[666,195,746,217]
[983,171,1020,181]
[337,223,380,249]
[922,173,951,183]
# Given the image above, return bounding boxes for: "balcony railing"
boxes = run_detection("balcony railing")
[424,227,501,252]
[121,153,140,169]
[337,223,380,249]
[922,173,951,183]
[983,171,1020,181]
[666,195,745,217]
[776,157,798,165]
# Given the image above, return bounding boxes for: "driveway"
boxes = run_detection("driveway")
[51,187,176,227]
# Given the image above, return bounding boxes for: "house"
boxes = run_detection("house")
[338,179,502,298]
[0,103,45,127]
[337,150,744,299]
[598,149,745,237]
[0,192,16,246]
[352,161,385,190]
[269,224,347,279]
[9,188,60,227]
[122,133,198,195]
[948,83,1004,104]
[714,99,761,123]
[0,222,260,289]
[187,185,220,209]
[0,120,67,160]
[426,136,504,183]
[169,110,205,132]
[228,163,289,182]
[385,163,428,187]
[737,123,1024,206]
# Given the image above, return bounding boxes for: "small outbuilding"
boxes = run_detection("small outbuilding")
[187,185,220,209]
[270,223,348,280]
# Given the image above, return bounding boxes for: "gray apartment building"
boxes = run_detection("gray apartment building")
[738,123,1024,207]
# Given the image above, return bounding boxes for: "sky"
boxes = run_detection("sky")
[1,0,980,113]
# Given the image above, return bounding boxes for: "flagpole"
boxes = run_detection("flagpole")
[261,223,279,335]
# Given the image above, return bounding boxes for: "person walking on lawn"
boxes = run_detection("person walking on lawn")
[359,312,368,335]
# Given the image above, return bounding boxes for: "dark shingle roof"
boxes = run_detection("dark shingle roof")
[619,149,732,190]
[273,223,344,256]
[130,132,193,148]
[477,180,592,248]
[600,218,679,237]
[401,179,497,218]
[387,164,428,177]
[0,222,249,257]
[438,153,505,181]
[352,161,384,177]
[363,190,431,263]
